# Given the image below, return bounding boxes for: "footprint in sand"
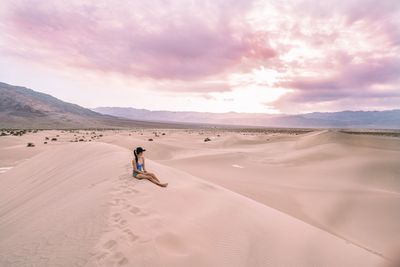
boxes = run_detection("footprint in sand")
[103,240,117,249]
[118,220,128,228]
[118,257,129,266]
[123,229,139,242]
[112,213,121,222]
[109,199,122,206]
[112,252,124,259]
[95,251,109,261]
[110,252,129,266]
[129,206,140,214]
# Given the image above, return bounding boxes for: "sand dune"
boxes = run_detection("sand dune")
[0,143,130,266]
[0,129,398,266]
[156,130,400,261]
[89,158,388,267]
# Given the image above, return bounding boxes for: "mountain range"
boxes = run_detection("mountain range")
[0,82,192,129]
[93,107,400,129]
[1,81,399,129]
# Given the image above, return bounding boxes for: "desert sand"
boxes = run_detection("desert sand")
[0,128,399,267]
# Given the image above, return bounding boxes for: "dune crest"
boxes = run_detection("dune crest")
[0,136,394,266]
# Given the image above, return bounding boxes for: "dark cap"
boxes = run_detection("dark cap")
[136,147,146,153]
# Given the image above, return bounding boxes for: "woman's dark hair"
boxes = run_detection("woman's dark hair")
[134,149,138,164]
[133,147,146,163]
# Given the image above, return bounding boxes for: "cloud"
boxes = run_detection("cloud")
[0,0,276,82]
[287,0,400,47]
[256,0,400,112]
[273,56,400,112]
[282,57,400,91]
[1,0,399,112]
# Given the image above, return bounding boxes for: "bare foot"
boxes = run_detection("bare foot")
[158,183,168,187]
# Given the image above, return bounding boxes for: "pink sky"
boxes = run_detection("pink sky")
[0,0,399,114]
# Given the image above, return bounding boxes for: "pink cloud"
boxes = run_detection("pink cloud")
[273,57,400,112]
[283,57,400,91]
[1,0,276,82]
[289,0,400,46]
[262,0,400,112]
[1,0,399,112]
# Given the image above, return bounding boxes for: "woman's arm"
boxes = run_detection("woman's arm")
[132,160,144,174]
[143,158,147,173]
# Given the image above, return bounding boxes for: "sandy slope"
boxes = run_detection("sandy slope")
[157,130,400,259]
[0,143,130,266]
[86,158,386,267]
[0,129,398,266]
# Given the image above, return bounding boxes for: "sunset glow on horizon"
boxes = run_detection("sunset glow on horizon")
[0,0,399,114]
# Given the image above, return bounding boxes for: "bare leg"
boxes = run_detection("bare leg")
[145,172,161,182]
[136,173,168,187]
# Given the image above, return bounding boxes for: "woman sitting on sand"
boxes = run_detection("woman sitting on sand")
[132,147,168,187]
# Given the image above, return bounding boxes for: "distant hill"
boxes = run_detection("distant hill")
[2,81,398,129]
[93,107,400,129]
[0,82,192,129]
